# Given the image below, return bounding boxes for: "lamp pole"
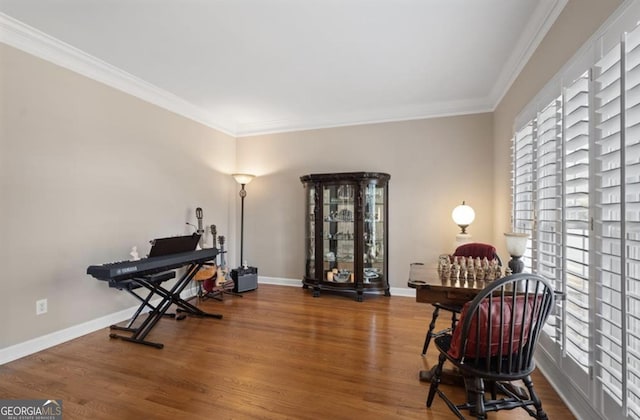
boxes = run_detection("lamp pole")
[239,183,247,265]
[232,173,255,268]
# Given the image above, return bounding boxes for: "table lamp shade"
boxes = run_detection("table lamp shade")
[452,201,475,234]
[504,232,528,257]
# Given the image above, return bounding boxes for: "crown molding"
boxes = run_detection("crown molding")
[235,98,493,137]
[1,3,564,139]
[489,0,568,109]
[0,13,237,137]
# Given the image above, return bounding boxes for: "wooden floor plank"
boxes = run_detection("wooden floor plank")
[0,284,575,419]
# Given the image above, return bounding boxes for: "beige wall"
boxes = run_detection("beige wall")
[237,114,495,285]
[0,44,237,348]
[492,0,623,256]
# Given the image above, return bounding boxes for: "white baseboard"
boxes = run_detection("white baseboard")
[535,349,602,420]
[0,289,197,365]
[258,276,416,297]
[258,276,301,287]
[1,305,137,365]
[0,279,415,365]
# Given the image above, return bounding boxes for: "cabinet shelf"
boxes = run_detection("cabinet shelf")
[326,200,355,205]
[301,171,390,302]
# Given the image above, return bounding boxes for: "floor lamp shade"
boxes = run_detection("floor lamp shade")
[232,174,255,186]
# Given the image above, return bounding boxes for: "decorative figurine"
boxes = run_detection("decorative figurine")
[438,254,450,274]
[451,259,460,282]
[474,257,484,281]
[130,246,140,261]
[486,267,495,281]
[459,257,468,282]
[494,264,503,279]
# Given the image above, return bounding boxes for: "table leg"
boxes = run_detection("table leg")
[419,366,465,387]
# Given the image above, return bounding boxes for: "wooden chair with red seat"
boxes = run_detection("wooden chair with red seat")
[426,272,555,419]
[421,242,501,356]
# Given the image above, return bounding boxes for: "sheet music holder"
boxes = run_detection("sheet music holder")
[148,233,201,258]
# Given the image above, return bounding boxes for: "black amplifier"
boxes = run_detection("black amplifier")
[230,266,258,293]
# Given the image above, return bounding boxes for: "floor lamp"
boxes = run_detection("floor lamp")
[232,173,255,266]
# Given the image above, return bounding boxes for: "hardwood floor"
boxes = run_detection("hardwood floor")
[0,284,575,419]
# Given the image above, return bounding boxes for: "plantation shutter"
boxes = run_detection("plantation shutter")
[594,41,625,414]
[513,123,535,273]
[562,71,591,371]
[625,23,640,418]
[535,98,564,343]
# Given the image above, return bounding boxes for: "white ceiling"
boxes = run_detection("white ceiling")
[0,0,566,137]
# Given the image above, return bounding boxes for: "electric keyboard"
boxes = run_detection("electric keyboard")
[87,248,218,284]
[87,247,222,349]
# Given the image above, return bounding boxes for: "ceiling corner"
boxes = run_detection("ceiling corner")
[487,0,569,110]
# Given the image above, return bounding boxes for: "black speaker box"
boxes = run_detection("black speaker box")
[231,266,258,293]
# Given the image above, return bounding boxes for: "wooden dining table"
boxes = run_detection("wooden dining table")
[408,263,491,384]
[407,263,539,402]
[408,263,489,306]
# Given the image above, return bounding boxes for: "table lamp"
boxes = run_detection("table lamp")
[504,232,529,273]
[452,201,475,244]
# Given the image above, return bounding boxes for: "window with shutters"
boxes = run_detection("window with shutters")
[511,9,640,418]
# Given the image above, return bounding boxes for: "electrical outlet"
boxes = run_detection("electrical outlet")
[36,299,47,315]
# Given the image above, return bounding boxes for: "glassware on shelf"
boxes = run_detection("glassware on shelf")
[333,270,351,282]
[337,185,354,200]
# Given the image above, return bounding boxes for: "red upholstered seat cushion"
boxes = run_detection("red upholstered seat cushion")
[452,243,497,260]
[448,294,540,359]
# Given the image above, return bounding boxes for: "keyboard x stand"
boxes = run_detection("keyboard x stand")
[108,261,223,349]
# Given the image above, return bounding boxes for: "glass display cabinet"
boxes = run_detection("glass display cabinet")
[300,172,390,301]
